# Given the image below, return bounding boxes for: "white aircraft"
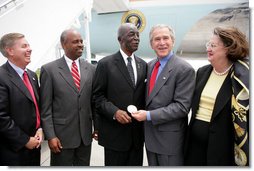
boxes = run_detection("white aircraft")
[0,0,250,70]
[89,0,249,63]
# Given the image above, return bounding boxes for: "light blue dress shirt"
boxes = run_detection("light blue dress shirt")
[8,61,25,79]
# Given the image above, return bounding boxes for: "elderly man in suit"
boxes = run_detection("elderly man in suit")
[93,23,147,166]
[0,33,43,165]
[131,24,195,166]
[40,29,97,166]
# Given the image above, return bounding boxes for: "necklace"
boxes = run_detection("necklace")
[213,64,233,76]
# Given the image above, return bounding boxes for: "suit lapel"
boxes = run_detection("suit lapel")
[211,74,232,121]
[5,62,34,102]
[146,59,156,99]
[27,70,39,101]
[58,57,79,93]
[191,65,213,119]
[115,52,135,89]
[134,55,144,89]
[146,56,174,105]
[190,65,232,124]
[79,59,88,93]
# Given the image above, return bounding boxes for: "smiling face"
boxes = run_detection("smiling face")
[150,27,174,59]
[6,37,32,69]
[206,34,228,65]
[61,30,84,61]
[118,23,140,56]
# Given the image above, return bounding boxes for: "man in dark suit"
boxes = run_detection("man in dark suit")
[40,29,97,166]
[93,23,147,166]
[0,33,43,166]
[131,24,195,166]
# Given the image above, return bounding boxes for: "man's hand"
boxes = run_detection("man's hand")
[114,109,132,124]
[48,137,63,153]
[25,137,40,150]
[34,128,43,148]
[131,110,147,121]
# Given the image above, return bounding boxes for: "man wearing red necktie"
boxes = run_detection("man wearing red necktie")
[0,33,42,166]
[40,29,97,166]
[131,24,195,166]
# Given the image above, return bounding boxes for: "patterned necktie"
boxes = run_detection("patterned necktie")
[149,61,160,95]
[71,61,80,90]
[23,71,40,129]
[127,57,135,86]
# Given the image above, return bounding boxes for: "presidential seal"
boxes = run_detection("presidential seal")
[121,10,146,32]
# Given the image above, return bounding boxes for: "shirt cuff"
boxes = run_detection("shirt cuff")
[146,111,151,121]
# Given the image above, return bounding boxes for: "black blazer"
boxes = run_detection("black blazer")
[0,62,40,166]
[93,51,147,151]
[185,64,234,165]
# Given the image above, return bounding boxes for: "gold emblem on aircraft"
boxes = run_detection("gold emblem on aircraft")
[121,10,146,32]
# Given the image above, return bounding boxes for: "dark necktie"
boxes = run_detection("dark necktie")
[149,61,160,95]
[127,57,135,86]
[71,61,80,90]
[23,71,40,129]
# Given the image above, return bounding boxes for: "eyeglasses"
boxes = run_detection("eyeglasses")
[205,42,218,49]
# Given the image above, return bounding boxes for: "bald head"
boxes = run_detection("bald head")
[117,23,138,41]
[60,29,80,45]
[117,23,140,56]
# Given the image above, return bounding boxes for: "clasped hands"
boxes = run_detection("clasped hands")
[114,109,147,124]
[25,128,44,150]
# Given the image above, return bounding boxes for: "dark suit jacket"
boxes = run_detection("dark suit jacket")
[185,64,234,165]
[93,51,147,151]
[145,55,195,156]
[40,57,96,148]
[0,62,40,166]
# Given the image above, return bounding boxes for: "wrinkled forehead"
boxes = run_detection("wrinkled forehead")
[120,24,138,35]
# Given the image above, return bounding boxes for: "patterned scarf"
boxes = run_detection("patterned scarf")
[230,59,249,166]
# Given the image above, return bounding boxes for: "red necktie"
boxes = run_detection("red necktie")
[149,61,160,95]
[23,71,40,129]
[71,61,80,90]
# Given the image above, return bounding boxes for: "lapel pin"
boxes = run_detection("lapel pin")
[32,77,35,81]
[163,77,166,80]
[144,79,147,83]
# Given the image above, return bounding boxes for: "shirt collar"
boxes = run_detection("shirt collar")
[64,55,80,67]
[120,49,134,62]
[158,51,173,67]
[8,60,26,78]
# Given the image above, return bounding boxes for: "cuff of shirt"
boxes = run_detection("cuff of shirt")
[146,111,151,121]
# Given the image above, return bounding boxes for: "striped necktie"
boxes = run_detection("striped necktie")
[71,61,80,90]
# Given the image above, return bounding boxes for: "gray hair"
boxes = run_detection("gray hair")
[117,23,137,41]
[149,24,175,43]
[0,33,24,57]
